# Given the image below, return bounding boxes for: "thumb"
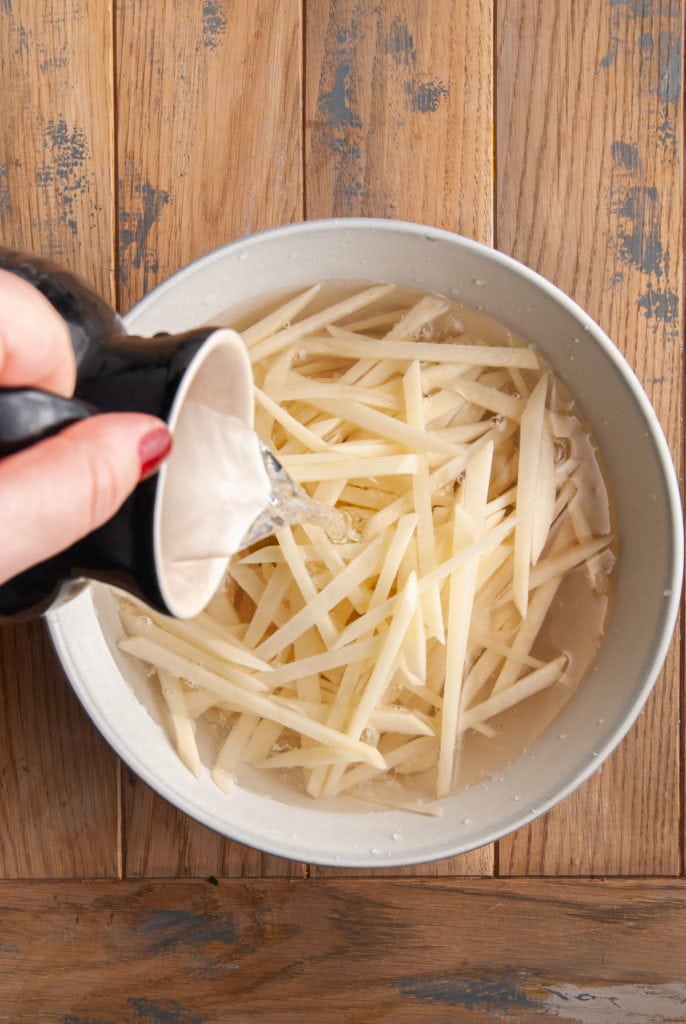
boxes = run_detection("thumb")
[0,414,172,585]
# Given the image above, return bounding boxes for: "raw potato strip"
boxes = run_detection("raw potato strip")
[248,285,394,363]
[414,459,445,645]
[318,329,540,368]
[204,591,242,627]
[226,561,266,607]
[384,293,450,339]
[335,516,517,650]
[471,632,545,671]
[254,536,385,661]
[255,748,361,770]
[275,374,401,412]
[240,284,321,347]
[299,396,463,459]
[301,523,371,614]
[329,440,403,457]
[157,669,201,776]
[513,375,549,618]
[239,540,363,565]
[345,573,419,739]
[121,601,271,673]
[490,576,563,695]
[500,534,614,602]
[437,445,493,798]
[242,563,293,650]
[450,379,524,421]
[281,453,422,483]
[403,361,445,644]
[276,526,339,649]
[310,660,369,799]
[343,308,410,332]
[254,386,330,452]
[119,613,270,695]
[213,713,259,794]
[119,635,386,769]
[334,295,448,387]
[327,736,435,796]
[461,656,567,732]
[242,719,284,765]
[184,687,228,719]
[255,637,381,687]
[404,595,428,684]
[370,708,434,737]
[531,419,556,564]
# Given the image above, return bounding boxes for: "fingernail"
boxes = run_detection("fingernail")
[139,426,172,479]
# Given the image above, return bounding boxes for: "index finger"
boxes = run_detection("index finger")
[0,268,76,396]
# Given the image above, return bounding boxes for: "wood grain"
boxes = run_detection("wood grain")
[1,878,685,1022]
[305,0,493,236]
[0,0,120,879]
[0,0,116,299]
[495,0,682,875]
[116,0,305,876]
[123,774,304,878]
[305,0,495,880]
[116,0,303,310]
[0,624,121,879]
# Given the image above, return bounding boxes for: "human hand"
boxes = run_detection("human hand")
[0,269,172,585]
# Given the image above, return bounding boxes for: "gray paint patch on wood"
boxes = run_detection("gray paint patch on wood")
[1,0,11,12]
[403,76,449,113]
[395,972,539,1013]
[0,163,12,218]
[614,186,667,277]
[637,284,679,324]
[316,12,366,216]
[611,140,641,173]
[128,998,204,1024]
[118,178,170,289]
[384,16,416,66]
[136,908,238,953]
[542,982,686,1022]
[657,31,681,102]
[201,1,227,51]
[36,119,90,235]
[320,62,362,128]
[609,0,654,14]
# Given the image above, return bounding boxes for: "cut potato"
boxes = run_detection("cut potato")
[119,284,615,814]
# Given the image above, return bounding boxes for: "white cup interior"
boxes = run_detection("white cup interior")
[47,220,683,868]
[154,328,255,619]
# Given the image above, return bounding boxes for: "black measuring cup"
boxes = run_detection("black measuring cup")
[0,247,255,622]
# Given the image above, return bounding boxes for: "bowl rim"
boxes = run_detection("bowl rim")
[49,217,683,867]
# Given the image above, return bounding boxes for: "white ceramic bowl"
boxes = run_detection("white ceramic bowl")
[48,219,682,867]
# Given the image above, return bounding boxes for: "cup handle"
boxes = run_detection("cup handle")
[0,387,95,457]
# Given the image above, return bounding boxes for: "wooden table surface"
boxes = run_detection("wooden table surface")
[0,2,683,1021]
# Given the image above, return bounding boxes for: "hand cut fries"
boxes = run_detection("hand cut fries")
[119,284,615,813]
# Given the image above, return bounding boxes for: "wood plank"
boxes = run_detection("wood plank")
[496,0,682,874]
[0,0,116,299]
[1,878,685,1022]
[0,625,121,879]
[305,0,493,235]
[116,0,305,877]
[116,0,302,309]
[123,774,304,878]
[305,0,495,880]
[0,1,120,878]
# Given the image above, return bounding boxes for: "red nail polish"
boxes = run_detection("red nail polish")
[139,427,173,479]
